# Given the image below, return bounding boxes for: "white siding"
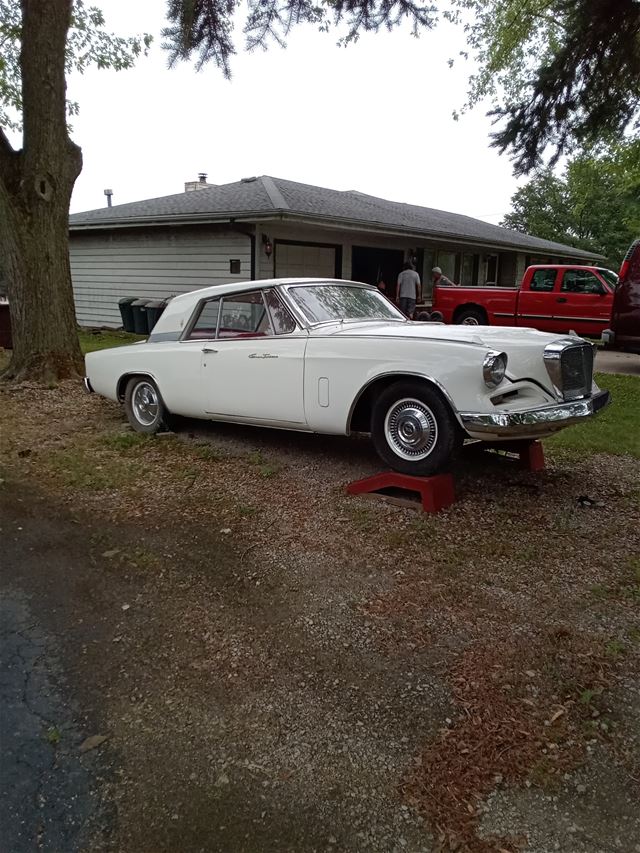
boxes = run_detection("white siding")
[70,230,251,327]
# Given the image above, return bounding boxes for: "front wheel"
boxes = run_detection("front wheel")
[124,377,171,434]
[371,381,461,476]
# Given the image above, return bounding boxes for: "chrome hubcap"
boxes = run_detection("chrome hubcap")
[462,316,480,325]
[384,398,438,460]
[132,382,159,426]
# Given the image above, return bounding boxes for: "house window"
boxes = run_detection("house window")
[485,255,499,285]
[229,259,241,274]
[437,251,457,282]
[461,254,476,286]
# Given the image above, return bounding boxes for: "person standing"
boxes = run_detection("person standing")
[396,262,421,318]
[432,266,456,287]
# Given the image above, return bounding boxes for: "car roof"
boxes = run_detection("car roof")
[169,277,371,304]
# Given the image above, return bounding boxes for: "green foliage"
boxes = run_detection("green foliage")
[501,141,640,267]
[162,0,438,78]
[0,0,152,131]
[449,0,640,173]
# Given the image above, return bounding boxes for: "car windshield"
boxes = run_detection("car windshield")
[288,283,405,324]
[598,268,619,289]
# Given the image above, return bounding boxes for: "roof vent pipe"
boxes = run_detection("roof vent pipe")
[198,173,207,183]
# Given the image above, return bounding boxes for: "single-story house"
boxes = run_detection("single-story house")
[68,174,601,328]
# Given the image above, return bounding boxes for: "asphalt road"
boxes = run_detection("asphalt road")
[594,348,640,376]
[0,493,113,853]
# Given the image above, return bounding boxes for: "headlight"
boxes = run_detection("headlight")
[483,351,508,388]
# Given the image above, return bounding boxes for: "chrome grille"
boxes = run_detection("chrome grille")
[560,344,593,400]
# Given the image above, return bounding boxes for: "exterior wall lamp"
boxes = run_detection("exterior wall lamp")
[262,234,273,257]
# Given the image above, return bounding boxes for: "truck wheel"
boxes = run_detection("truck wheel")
[124,377,173,434]
[455,308,486,326]
[371,381,460,476]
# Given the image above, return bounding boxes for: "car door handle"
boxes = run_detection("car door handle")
[556,297,567,303]
[201,347,218,354]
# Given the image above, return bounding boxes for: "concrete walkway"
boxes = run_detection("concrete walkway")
[594,348,640,376]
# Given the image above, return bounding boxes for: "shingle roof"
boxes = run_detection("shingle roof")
[69,175,600,259]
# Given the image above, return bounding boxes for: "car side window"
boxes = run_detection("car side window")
[561,270,603,294]
[264,289,296,334]
[187,298,220,340]
[218,291,273,339]
[529,270,556,292]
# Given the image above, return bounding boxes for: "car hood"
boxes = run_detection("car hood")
[311,320,591,397]
[311,320,565,349]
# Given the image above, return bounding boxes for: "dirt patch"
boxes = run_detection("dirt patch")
[1,380,639,852]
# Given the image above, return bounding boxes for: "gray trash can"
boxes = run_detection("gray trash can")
[131,299,151,335]
[118,297,137,332]
[145,299,167,332]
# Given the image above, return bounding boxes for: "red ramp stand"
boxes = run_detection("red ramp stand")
[469,439,546,472]
[346,471,455,514]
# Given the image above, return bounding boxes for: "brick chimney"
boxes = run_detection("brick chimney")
[184,173,215,192]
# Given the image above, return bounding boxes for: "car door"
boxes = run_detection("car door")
[202,288,308,424]
[554,269,613,335]
[516,268,560,331]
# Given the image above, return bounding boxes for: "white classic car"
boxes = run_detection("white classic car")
[84,278,610,476]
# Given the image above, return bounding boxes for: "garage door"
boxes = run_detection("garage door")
[275,243,336,278]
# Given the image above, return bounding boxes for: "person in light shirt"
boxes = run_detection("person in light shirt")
[432,266,457,287]
[396,262,421,318]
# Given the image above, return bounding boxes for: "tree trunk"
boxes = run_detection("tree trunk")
[0,0,83,383]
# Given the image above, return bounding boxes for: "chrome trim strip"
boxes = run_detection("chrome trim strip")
[553,315,608,323]
[83,377,94,394]
[460,390,610,436]
[520,313,556,319]
[493,312,516,317]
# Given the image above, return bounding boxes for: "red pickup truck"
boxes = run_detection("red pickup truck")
[431,265,617,337]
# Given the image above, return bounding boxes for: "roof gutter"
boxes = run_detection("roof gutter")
[68,209,603,260]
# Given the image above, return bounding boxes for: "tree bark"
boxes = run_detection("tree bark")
[0,0,83,382]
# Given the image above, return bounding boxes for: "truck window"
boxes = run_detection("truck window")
[530,270,556,292]
[561,270,603,295]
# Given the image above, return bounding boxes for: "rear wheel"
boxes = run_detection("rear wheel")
[124,377,171,434]
[371,381,460,476]
[455,307,486,326]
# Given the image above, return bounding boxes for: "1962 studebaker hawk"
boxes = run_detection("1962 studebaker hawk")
[84,278,611,476]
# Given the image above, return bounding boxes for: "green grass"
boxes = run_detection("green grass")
[79,329,145,353]
[49,447,136,491]
[545,373,640,459]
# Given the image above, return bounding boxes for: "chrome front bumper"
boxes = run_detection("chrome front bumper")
[83,377,94,394]
[460,390,610,437]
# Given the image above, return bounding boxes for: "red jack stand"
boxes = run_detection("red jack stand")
[346,471,456,513]
[476,439,546,472]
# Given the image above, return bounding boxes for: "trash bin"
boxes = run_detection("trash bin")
[145,299,167,332]
[0,301,12,349]
[131,299,151,335]
[118,296,137,333]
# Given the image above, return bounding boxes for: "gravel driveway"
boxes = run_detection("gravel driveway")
[1,381,638,853]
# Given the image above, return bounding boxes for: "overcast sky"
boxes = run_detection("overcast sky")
[62,0,523,222]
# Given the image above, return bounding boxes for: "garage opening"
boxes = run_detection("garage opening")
[351,247,405,300]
